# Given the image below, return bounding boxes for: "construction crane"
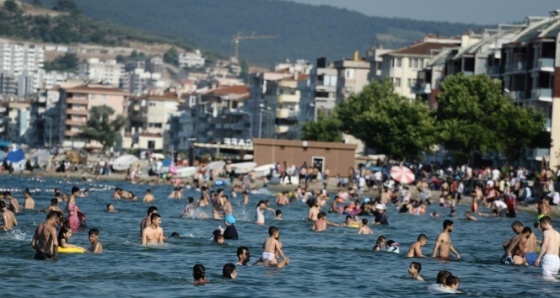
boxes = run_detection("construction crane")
[232,33,278,62]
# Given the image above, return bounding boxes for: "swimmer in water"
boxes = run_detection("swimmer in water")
[275,209,283,220]
[312,212,339,232]
[259,226,289,268]
[307,199,320,221]
[0,201,18,231]
[255,200,275,225]
[40,198,62,213]
[407,234,428,258]
[432,220,460,259]
[222,263,237,279]
[179,197,196,218]
[193,264,209,285]
[408,262,424,281]
[236,246,251,266]
[140,206,158,237]
[58,225,86,250]
[373,236,386,251]
[464,211,477,221]
[143,189,155,203]
[106,203,117,213]
[358,218,373,235]
[141,213,164,245]
[88,228,103,253]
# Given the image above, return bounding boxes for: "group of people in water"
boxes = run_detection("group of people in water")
[2,162,560,291]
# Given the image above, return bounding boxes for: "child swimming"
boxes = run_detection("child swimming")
[373,236,387,251]
[408,262,424,281]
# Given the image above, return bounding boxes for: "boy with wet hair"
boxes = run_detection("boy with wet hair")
[408,262,424,281]
[88,228,103,253]
[312,211,339,232]
[407,234,428,258]
[358,218,373,235]
[236,246,251,266]
[260,226,289,268]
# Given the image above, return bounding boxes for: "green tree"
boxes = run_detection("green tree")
[53,0,79,13]
[336,79,435,160]
[163,47,179,66]
[434,74,549,162]
[44,53,78,71]
[31,0,43,7]
[301,110,343,142]
[239,60,249,81]
[79,105,126,151]
[4,0,19,12]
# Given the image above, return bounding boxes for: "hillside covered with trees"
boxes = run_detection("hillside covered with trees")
[42,0,479,64]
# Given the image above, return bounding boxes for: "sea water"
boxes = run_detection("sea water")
[0,176,556,297]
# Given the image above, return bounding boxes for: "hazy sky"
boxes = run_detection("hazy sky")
[282,0,560,24]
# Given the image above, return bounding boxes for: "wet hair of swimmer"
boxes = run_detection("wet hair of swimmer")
[170,232,180,237]
[410,262,422,273]
[445,275,460,287]
[71,186,80,194]
[222,263,236,279]
[437,270,452,284]
[188,197,194,203]
[362,218,368,225]
[268,226,279,236]
[193,264,205,280]
[147,206,158,215]
[275,209,282,216]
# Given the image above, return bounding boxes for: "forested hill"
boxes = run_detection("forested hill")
[62,0,477,65]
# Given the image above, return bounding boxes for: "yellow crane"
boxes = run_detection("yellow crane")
[232,33,278,62]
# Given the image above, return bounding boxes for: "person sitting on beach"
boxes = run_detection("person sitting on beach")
[193,264,209,285]
[407,234,428,258]
[408,262,424,281]
[312,212,339,232]
[464,211,477,221]
[143,189,155,203]
[432,220,461,259]
[358,218,373,235]
[23,190,35,210]
[373,236,387,251]
[236,246,251,266]
[386,240,400,253]
[106,203,117,213]
[58,225,86,250]
[260,226,289,268]
[141,213,164,245]
[0,201,18,231]
[223,263,237,279]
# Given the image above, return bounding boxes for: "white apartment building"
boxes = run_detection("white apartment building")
[178,50,205,68]
[78,58,124,87]
[310,57,337,119]
[0,43,45,96]
[334,51,371,103]
[0,43,44,76]
[367,45,392,80]
[381,36,461,99]
[120,68,165,95]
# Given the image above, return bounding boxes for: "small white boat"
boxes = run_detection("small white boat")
[175,166,198,178]
[230,162,257,175]
[253,163,275,178]
[206,161,226,171]
[112,155,139,171]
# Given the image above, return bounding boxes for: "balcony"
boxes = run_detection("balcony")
[532,88,553,102]
[65,108,88,116]
[505,61,527,73]
[64,130,80,137]
[277,94,299,104]
[64,119,86,126]
[536,58,554,71]
[508,90,525,101]
[487,65,500,76]
[275,125,290,134]
[526,148,549,160]
[462,71,474,76]
[66,98,88,105]
[412,83,431,95]
[276,109,299,119]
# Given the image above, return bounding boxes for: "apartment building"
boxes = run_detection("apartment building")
[0,100,32,143]
[120,69,165,95]
[127,91,183,150]
[310,57,337,119]
[29,88,61,147]
[274,74,312,139]
[56,85,128,148]
[381,36,461,99]
[334,51,371,103]
[0,43,44,97]
[500,13,560,165]
[178,50,205,68]
[78,58,124,87]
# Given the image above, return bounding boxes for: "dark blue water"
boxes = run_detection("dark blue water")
[0,176,557,297]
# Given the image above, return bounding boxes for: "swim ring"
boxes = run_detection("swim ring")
[59,246,86,254]
[428,283,457,294]
[347,223,360,229]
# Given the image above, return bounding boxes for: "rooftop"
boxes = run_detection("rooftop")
[384,41,461,57]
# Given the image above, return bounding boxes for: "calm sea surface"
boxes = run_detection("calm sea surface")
[0,176,557,297]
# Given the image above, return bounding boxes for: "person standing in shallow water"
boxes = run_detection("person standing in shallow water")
[432,219,461,259]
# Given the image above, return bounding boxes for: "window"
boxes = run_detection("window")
[396,58,402,68]
[395,78,401,87]
[408,78,412,87]
[413,59,418,69]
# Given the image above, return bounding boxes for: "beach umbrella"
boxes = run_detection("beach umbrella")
[390,165,415,184]
[6,149,25,163]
